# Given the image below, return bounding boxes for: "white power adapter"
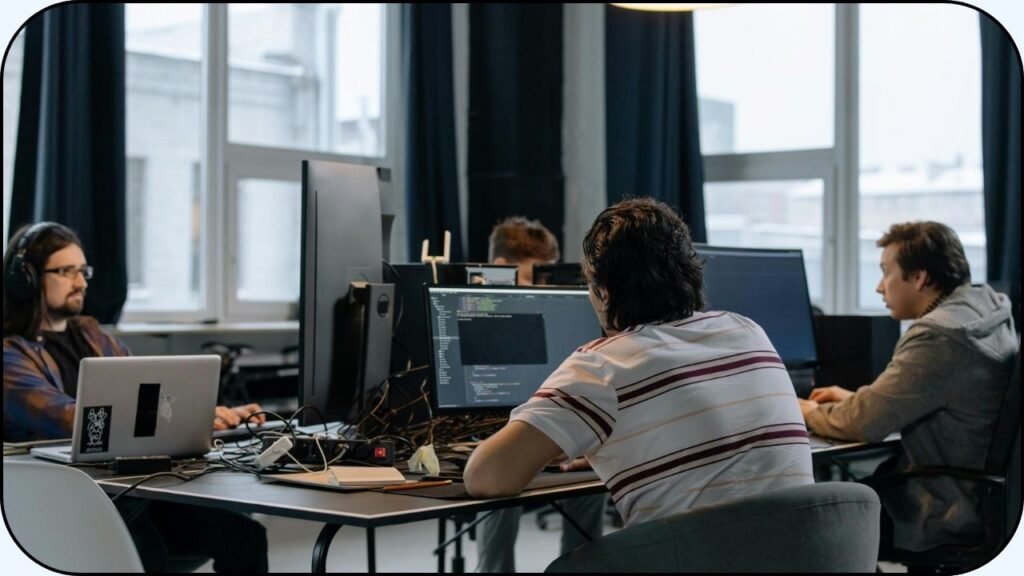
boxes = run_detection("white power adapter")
[256,436,293,470]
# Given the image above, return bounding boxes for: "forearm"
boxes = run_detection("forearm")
[464,421,564,498]
[4,380,76,440]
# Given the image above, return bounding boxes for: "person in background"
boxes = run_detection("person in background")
[473,216,608,573]
[3,222,269,573]
[488,216,560,286]
[466,200,813,562]
[800,221,1017,552]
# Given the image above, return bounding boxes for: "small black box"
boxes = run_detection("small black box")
[813,315,901,392]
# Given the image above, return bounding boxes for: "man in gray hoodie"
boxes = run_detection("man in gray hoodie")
[800,221,1017,552]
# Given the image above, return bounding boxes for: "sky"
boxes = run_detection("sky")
[1,2,1022,575]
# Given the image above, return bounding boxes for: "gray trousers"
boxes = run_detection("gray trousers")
[475,493,607,573]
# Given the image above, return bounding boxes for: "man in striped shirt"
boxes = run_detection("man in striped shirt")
[464,198,814,529]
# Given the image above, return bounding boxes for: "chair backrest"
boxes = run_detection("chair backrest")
[985,346,1021,475]
[2,460,144,572]
[546,482,880,573]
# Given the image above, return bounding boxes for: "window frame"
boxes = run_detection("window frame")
[702,5,984,314]
[120,3,404,323]
[699,4,857,314]
[703,149,839,311]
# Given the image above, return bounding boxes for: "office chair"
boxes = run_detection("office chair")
[545,482,881,573]
[874,347,1021,573]
[2,460,145,572]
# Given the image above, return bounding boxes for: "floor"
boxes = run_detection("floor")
[192,507,910,573]
[197,506,599,573]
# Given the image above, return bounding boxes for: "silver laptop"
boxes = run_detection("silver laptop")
[31,355,220,464]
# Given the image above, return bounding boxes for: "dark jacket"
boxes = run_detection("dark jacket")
[4,316,131,442]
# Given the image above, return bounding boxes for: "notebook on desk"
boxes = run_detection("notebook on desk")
[31,355,220,464]
[264,466,406,491]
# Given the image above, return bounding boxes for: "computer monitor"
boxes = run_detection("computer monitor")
[696,245,818,368]
[441,263,518,286]
[299,160,394,424]
[425,285,603,412]
[533,263,585,286]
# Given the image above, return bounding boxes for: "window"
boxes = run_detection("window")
[124,4,204,313]
[126,157,146,287]
[857,4,985,309]
[234,178,301,303]
[227,4,385,157]
[117,4,398,322]
[695,4,834,155]
[696,4,835,307]
[705,179,826,301]
[2,32,24,251]
[696,4,987,313]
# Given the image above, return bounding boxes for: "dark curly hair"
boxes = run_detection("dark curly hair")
[582,198,704,331]
[877,221,971,294]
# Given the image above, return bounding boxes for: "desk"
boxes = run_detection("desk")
[810,432,901,457]
[5,433,901,573]
[92,468,605,573]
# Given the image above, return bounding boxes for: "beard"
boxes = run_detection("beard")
[48,291,85,320]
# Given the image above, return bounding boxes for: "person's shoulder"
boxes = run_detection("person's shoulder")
[3,333,33,352]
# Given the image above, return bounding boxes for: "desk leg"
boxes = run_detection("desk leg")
[437,518,447,573]
[367,526,377,573]
[452,517,464,573]
[312,524,342,573]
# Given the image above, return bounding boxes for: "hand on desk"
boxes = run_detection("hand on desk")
[809,386,853,404]
[798,398,819,420]
[213,403,265,430]
[557,456,592,473]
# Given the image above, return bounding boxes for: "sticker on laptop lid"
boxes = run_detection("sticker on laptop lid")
[80,405,112,454]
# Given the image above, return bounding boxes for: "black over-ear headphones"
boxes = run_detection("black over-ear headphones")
[5,222,58,301]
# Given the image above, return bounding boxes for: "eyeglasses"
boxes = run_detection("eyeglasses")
[43,265,94,280]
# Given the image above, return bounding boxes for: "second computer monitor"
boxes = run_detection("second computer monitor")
[533,263,585,286]
[425,286,603,411]
[696,245,818,368]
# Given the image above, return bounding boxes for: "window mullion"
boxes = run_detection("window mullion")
[204,4,229,322]
[833,3,859,314]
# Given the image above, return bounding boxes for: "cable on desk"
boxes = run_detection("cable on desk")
[110,471,195,502]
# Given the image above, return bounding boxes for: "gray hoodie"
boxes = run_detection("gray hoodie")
[806,283,1018,551]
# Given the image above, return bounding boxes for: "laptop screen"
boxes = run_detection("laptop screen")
[425,286,603,411]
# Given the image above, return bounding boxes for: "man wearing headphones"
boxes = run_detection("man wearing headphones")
[3,222,269,572]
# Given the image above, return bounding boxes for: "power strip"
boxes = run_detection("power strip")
[259,437,395,467]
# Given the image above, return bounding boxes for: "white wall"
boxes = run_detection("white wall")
[562,3,607,262]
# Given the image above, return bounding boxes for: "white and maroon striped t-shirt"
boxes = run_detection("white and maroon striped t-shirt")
[510,310,814,527]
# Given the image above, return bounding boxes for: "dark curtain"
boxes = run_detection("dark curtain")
[467,4,564,262]
[605,5,706,242]
[403,4,464,263]
[980,14,1021,321]
[10,4,127,324]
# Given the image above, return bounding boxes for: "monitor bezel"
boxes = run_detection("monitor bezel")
[423,284,599,414]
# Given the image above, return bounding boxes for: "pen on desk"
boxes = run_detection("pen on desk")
[381,480,453,491]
